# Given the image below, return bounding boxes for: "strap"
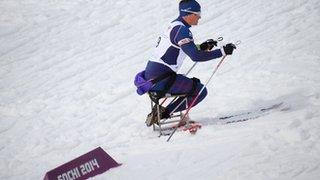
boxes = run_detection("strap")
[149,72,177,102]
[158,73,176,98]
[150,72,176,84]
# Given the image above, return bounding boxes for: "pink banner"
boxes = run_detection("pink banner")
[44,147,121,180]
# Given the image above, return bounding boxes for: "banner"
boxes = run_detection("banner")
[44,147,121,180]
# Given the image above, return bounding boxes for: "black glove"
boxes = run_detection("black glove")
[199,39,218,51]
[223,43,236,55]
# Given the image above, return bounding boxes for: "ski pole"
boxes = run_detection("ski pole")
[184,62,198,76]
[184,37,224,76]
[183,37,224,76]
[163,37,224,105]
[166,40,241,141]
[167,55,228,142]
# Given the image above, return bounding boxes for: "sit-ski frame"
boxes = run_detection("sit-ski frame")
[149,92,191,137]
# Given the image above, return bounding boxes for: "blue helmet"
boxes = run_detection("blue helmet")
[179,0,201,17]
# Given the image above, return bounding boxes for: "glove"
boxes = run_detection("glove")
[223,43,236,55]
[199,39,218,51]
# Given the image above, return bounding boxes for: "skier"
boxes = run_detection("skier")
[135,0,236,126]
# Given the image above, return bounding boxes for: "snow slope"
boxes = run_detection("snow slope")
[1,0,320,179]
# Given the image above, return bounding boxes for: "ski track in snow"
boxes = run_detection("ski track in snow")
[1,0,320,179]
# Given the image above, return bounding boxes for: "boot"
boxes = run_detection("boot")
[145,105,169,127]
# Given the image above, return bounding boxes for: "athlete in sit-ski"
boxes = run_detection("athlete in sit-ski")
[139,0,236,126]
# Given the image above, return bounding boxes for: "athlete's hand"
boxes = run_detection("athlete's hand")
[223,43,236,55]
[199,39,217,51]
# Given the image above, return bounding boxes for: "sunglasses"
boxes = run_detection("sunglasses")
[181,9,201,17]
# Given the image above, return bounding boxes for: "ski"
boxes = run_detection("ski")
[220,102,283,119]
[153,102,288,136]
[212,102,288,125]
[154,120,202,136]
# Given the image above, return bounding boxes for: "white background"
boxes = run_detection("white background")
[1,0,320,179]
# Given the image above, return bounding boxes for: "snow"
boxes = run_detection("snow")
[1,0,320,179]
